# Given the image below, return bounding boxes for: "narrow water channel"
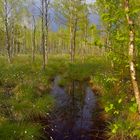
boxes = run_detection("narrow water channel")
[46,76,105,140]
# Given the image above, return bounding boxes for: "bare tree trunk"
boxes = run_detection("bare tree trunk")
[69,0,73,63]
[4,0,11,63]
[44,0,49,64]
[23,26,27,54]
[11,24,15,58]
[69,0,78,63]
[70,21,73,62]
[73,18,77,62]
[32,16,36,62]
[125,0,140,114]
[41,0,46,70]
[82,18,88,62]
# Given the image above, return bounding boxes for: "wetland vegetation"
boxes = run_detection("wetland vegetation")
[1,0,140,140]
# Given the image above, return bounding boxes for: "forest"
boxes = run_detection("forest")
[0,0,140,140]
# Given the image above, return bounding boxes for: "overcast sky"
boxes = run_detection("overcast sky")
[28,0,97,31]
[86,0,96,3]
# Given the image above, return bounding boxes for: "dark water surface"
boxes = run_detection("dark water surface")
[46,76,105,140]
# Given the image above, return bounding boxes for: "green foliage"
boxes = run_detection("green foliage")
[107,119,140,140]
[129,98,138,113]
[90,51,139,140]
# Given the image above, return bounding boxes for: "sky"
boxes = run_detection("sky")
[28,0,98,31]
[53,0,97,31]
[33,0,96,6]
[86,0,96,3]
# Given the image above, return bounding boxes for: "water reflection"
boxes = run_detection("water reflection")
[49,76,97,140]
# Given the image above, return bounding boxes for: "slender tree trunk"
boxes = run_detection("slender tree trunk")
[23,26,27,54]
[73,18,77,62]
[69,0,77,63]
[70,22,73,62]
[4,0,11,63]
[41,0,46,70]
[69,0,74,62]
[11,24,15,58]
[82,18,88,62]
[44,0,49,64]
[6,34,11,63]
[125,0,140,114]
[32,16,36,62]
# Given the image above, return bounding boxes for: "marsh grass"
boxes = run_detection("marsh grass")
[0,55,54,139]
[1,54,139,140]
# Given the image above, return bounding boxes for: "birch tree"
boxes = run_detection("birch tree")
[125,0,140,114]
[0,0,26,63]
[41,0,50,69]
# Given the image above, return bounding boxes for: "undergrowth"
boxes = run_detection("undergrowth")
[1,54,139,140]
